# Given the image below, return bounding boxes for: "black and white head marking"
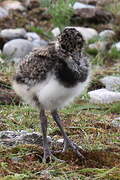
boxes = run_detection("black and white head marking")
[57,28,84,53]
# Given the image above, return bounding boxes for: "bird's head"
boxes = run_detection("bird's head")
[57,28,84,54]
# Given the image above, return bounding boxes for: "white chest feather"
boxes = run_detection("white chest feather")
[12,74,90,111]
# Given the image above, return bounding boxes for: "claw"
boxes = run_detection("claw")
[42,149,65,163]
[63,139,85,159]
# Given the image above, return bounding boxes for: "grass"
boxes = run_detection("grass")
[105,0,120,15]
[108,47,120,59]
[0,95,120,179]
[39,0,52,8]
[0,53,120,179]
[48,0,75,30]
[0,1,120,176]
[29,26,53,40]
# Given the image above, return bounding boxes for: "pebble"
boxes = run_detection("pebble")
[25,32,48,48]
[73,2,95,9]
[56,138,64,144]
[0,28,26,40]
[1,0,25,11]
[0,7,8,19]
[88,41,108,52]
[32,39,48,49]
[112,42,120,51]
[51,27,61,37]
[3,39,33,60]
[0,130,52,147]
[99,30,115,39]
[17,132,52,145]
[112,117,120,128]
[88,88,120,104]
[100,76,120,92]
[25,32,41,41]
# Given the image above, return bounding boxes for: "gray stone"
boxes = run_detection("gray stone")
[72,6,114,25]
[17,132,51,146]
[25,32,41,41]
[100,76,120,92]
[79,0,113,6]
[51,27,61,37]
[1,0,25,11]
[25,32,48,48]
[112,42,120,51]
[0,28,26,40]
[99,30,115,39]
[0,7,8,19]
[56,138,64,144]
[32,39,48,49]
[66,26,98,41]
[0,130,20,146]
[0,130,52,147]
[88,41,109,52]
[112,117,120,128]
[73,2,95,9]
[3,39,33,60]
[88,88,120,104]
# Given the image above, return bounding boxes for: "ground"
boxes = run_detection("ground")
[0,0,120,179]
[0,61,120,180]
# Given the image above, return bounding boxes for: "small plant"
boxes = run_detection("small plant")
[109,102,120,113]
[49,0,75,30]
[29,26,53,40]
[105,1,120,15]
[108,47,120,59]
[40,0,52,8]
[86,47,98,56]
[91,53,104,66]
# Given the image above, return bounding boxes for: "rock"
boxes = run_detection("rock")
[79,0,97,5]
[0,130,19,146]
[32,39,48,49]
[79,0,113,6]
[71,7,114,25]
[88,88,120,104]
[99,30,115,39]
[112,42,120,51]
[25,32,41,41]
[1,0,25,11]
[0,7,8,19]
[112,117,120,128]
[56,138,64,144]
[17,132,52,146]
[66,26,98,41]
[88,41,110,52]
[25,32,48,48]
[51,27,60,37]
[0,28,26,40]
[23,0,40,9]
[0,130,52,147]
[3,39,33,60]
[100,76,120,92]
[73,2,95,9]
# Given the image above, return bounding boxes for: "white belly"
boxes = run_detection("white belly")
[12,75,90,111]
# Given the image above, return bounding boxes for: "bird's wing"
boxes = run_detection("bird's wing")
[13,47,56,86]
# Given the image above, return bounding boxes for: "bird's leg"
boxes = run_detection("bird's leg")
[40,108,65,163]
[40,108,50,163]
[51,110,84,159]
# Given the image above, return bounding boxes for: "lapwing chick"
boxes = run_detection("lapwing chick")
[12,28,91,162]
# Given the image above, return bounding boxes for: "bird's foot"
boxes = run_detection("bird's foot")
[42,149,64,163]
[63,139,85,159]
